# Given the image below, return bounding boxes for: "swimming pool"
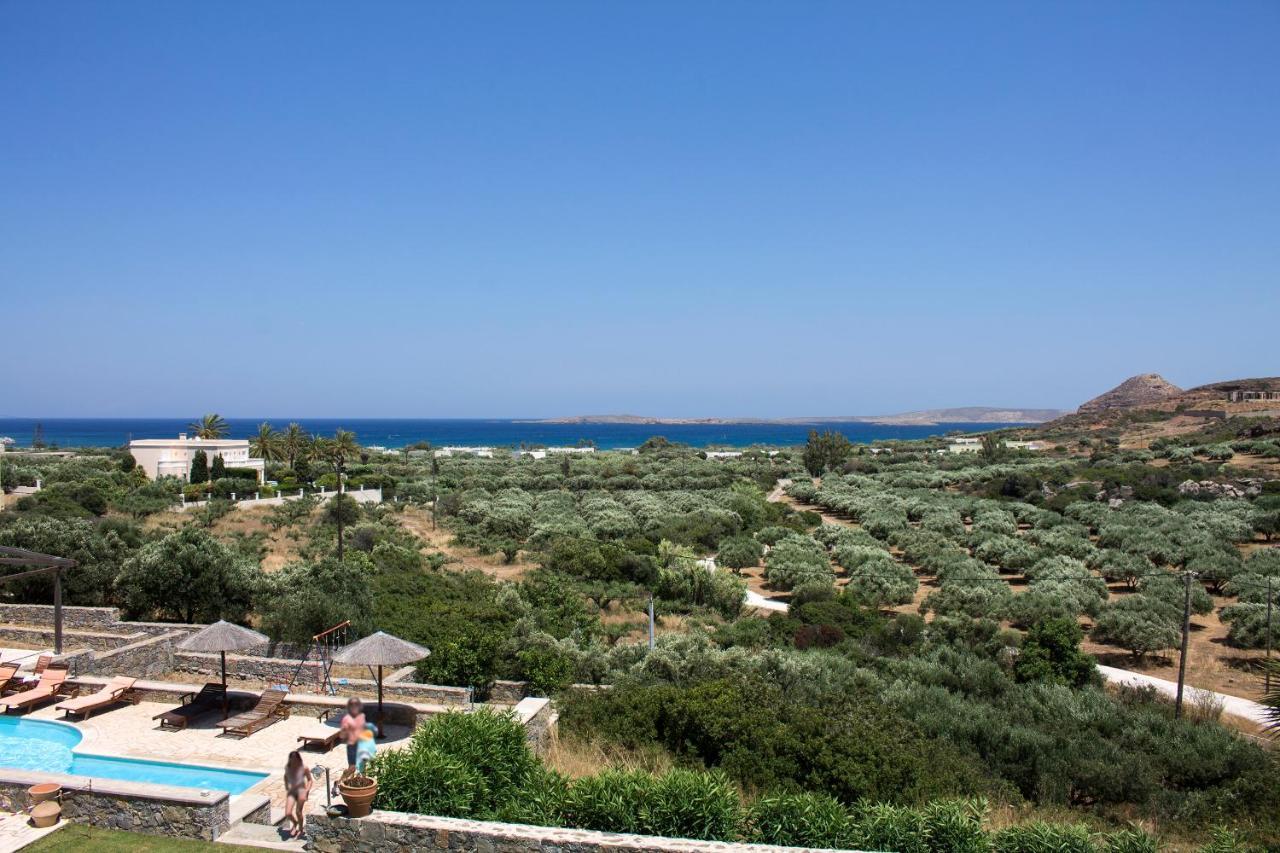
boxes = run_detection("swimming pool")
[0,716,268,794]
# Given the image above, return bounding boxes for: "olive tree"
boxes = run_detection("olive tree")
[1091,597,1179,659]
[115,526,257,623]
[764,534,834,591]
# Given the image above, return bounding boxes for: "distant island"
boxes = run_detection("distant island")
[521,407,1067,427]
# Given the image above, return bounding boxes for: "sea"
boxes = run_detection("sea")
[0,418,1033,451]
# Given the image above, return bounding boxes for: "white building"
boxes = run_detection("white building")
[434,446,494,458]
[946,442,982,454]
[129,434,264,482]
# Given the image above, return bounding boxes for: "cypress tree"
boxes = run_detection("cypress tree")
[210,453,226,480]
[190,450,209,483]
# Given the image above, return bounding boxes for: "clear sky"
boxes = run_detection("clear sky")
[2,1,1276,418]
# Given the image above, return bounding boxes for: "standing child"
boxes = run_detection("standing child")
[283,750,313,839]
[339,697,366,772]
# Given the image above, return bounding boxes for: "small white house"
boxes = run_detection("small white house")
[129,434,265,482]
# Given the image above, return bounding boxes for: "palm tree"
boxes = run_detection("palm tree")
[249,422,280,461]
[1264,661,1280,737]
[189,413,229,439]
[316,429,361,560]
[280,423,310,470]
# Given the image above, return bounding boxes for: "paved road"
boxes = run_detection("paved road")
[1097,665,1271,728]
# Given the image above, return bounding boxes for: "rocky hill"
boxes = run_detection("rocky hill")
[1077,374,1183,413]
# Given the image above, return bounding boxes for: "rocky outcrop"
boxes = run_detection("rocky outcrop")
[1077,374,1183,413]
[1177,479,1265,499]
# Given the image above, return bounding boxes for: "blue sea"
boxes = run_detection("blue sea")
[0,418,1031,451]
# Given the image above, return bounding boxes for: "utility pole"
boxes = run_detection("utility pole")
[648,592,656,650]
[1266,576,1274,694]
[1174,570,1195,719]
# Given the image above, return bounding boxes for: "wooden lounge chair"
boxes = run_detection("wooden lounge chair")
[296,707,344,752]
[152,683,226,730]
[55,676,138,720]
[2,669,70,714]
[1,658,48,696]
[0,664,21,696]
[219,688,289,737]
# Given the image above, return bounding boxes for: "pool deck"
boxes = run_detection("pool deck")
[0,810,62,853]
[20,698,414,814]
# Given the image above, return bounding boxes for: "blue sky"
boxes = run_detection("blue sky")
[2,1,1276,417]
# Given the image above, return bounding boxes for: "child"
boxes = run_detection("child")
[339,697,366,771]
[354,725,377,773]
[283,750,313,839]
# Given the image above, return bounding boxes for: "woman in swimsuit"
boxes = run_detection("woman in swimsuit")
[284,750,312,838]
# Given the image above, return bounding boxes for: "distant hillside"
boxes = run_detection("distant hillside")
[1077,374,1183,413]
[843,407,1065,425]
[529,407,1066,427]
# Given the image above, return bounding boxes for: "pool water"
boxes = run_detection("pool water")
[0,716,268,794]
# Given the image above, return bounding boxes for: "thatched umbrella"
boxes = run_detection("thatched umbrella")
[331,631,430,735]
[176,620,269,715]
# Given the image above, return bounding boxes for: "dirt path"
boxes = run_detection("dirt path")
[394,507,532,580]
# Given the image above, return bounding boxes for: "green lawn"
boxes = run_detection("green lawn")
[25,825,262,852]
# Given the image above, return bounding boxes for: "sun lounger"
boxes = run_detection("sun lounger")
[1,657,51,696]
[2,669,70,714]
[219,688,289,737]
[55,676,138,720]
[0,664,21,696]
[152,683,226,730]
[296,707,344,752]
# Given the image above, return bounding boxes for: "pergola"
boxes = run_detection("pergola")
[0,546,76,653]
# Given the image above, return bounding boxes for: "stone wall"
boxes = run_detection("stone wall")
[0,625,137,652]
[89,631,181,679]
[0,603,471,705]
[0,603,120,629]
[488,679,529,703]
[0,768,231,841]
[512,697,556,754]
[175,649,319,686]
[307,811,870,853]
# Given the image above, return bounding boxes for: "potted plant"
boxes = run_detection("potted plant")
[337,772,377,818]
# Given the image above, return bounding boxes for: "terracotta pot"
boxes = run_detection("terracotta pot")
[30,801,60,828]
[337,778,377,818]
[28,784,60,804]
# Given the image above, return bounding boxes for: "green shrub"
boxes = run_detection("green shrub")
[850,802,929,853]
[992,822,1097,853]
[644,769,741,841]
[746,791,851,848]
[1104,828,1160,853]
[367,746,484,816]
[919,799,991,853]
[409,709,536,814]
[563,769,655,835]
[491,765,570,827]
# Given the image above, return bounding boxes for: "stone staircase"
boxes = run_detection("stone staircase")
[216,806,306,851]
